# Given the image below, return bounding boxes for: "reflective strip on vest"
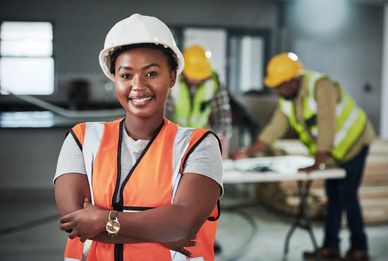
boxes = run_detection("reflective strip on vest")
[83,122,104,205]
[306,71,325,95]
[279,98,318,154]
[332,105,366,159]
[171,73,218,128]
[63,123,105,261]
[63,122,88,261]
[64,119,218,261]
[279,71,367,161]
[171,128,194,200]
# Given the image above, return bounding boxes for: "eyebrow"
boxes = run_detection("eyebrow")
[118,63,161,71]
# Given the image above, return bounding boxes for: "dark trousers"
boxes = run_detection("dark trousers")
[323,146,369,252]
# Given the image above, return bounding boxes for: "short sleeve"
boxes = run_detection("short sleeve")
[183,134,224,197]
[53,133,86,184]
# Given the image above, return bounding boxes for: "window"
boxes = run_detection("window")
[0,21,54,95]
[228,33,266,93]
[171,25,269,93]
[183,28,227,84]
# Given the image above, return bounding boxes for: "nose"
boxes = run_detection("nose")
[131,74,145,91]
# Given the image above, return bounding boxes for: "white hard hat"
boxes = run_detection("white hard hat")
[99,13,184,81]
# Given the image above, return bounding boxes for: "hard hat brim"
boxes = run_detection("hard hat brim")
[264,73,300,88]
[264,76,283,88]
[183,67,212,81]
[98,14,185,81]
[99,43,184,82]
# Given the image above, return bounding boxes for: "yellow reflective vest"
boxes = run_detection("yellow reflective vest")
[170,73,219,128]
[278,71,367,161]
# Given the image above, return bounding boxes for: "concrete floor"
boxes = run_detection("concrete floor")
[0,188,387,261]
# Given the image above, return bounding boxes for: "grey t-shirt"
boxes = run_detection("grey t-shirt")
[54,128,223,197]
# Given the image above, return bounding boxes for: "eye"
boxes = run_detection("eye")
[146,71,158,78]
[120,73,132,79]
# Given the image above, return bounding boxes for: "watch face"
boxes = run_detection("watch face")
[106,219,120,235]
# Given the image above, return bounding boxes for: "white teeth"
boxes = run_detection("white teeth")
[129,96,152,102]
[128,96,153,106]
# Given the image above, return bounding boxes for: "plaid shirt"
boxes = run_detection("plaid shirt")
[164,76,232,138]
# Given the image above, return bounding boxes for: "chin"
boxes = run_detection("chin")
[129,108,160,119]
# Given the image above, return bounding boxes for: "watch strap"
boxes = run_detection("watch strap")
[109,210,118,220]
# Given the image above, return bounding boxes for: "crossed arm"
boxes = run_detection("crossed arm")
[54,172,220,253]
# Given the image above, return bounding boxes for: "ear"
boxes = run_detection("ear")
[169,70,177,88]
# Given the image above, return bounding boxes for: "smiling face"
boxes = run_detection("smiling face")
[113,47,177,120]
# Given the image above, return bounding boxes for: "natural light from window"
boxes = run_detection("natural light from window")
[0,21,54,95]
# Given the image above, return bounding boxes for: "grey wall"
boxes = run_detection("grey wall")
[1,0,278,103]
[285,2,383,131]
[1,0,383,129]
[0,128,66,189]
[0,0,386,189]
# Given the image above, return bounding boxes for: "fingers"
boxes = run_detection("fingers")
[59,220,87,241]
[83,198,92,208]
[298,166,315,173]
[188,240,197,247]
[68,228,80,239]
[59,220,74,232]
[298,167,308,173]
[177,247,192,257]
[59,214,76,232]
[59,214,72,224]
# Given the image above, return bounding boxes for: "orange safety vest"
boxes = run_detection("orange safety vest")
[63,118,220,261]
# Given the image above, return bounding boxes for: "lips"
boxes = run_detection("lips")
[128,95,153,106]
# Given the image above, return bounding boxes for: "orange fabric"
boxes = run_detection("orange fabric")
[71,122,86,146]
[65,118,218,261]
[179,128,208,174]
[64,237,84,260]
[92,119,121,209]
[120,121,176,208]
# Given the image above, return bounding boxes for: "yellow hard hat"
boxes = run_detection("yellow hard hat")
[264,52,303,88]
[183,45,212,80]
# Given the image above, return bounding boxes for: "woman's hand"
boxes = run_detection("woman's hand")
[59,199,107,242]
[162,237,197,257]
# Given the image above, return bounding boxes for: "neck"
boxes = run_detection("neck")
[124,113,164,141]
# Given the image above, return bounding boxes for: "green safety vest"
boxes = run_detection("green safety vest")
[170,72,219,128]
[278,70,367,161]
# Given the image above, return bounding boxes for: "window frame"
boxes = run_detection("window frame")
[0,19,57,110]
[170,24,271,95]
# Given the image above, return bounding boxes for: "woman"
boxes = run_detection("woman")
[54,14,223,261]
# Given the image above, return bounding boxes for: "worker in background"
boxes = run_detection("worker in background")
[231,52,375,261]
[165,44,232,159]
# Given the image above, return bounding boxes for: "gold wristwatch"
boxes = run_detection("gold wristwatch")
[106,210,120,237]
